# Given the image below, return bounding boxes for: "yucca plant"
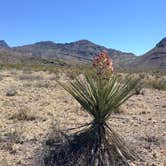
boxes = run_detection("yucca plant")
[44,51,139,166]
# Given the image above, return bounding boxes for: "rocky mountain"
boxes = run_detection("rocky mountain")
[12,40,136,69]
[130,38,166,71]
[0,42,68,66]
[0,38,166,71]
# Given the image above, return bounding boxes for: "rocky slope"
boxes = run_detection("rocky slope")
[130,38,166,71]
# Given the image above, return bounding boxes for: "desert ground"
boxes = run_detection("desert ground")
[0,69,165,166]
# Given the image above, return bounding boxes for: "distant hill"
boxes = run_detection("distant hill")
[130,37,166,71]
[0,38,166,71]
[12,40,136,69]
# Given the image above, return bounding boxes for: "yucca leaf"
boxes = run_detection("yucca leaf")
[57,74,139,123]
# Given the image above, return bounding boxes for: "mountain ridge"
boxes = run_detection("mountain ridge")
[130,37,166,71]
[0,38,166,71]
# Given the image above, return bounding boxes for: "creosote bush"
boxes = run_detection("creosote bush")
[43,51,140,166]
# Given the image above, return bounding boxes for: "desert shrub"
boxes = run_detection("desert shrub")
[22,67,33,74]
[43,51,139,166]
[10,106,36,121]
[35,81,52,88]
[22,82,33,87]
[139,73,146,79]
[19,74,43,81]
[0,63,24,70]
[145,80,166,90]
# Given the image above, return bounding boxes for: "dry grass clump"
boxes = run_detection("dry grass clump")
[145,80,166,90]
[65,68,83,80]
[9,104,36,121]
[21,67,33,74]
[19,74,43,81]
[34,81,56,89]
[35,82,50,88]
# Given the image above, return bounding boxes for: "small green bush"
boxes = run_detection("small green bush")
[145,80,166,90]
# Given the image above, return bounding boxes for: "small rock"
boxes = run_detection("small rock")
[155,104,159,107]
[133,116,136,119]
[63,100,68,103]
[151,164,157,166]
[161,120,165,123]
[152,120,157,124]
[6,89,17,96]
[148,117,152,120]
[16,160,22,165]
[161,150,165,154]
[152,152,157,158]
[140,89,146,95]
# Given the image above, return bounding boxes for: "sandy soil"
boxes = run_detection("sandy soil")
[0,69,165,166]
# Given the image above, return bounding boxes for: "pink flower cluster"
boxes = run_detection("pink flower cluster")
[93,51,113,77]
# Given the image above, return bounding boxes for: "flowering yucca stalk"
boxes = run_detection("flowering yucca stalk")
[49,51,139,166]
[93,50,113,78]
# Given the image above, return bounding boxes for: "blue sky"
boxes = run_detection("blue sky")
[0,0,166,55]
